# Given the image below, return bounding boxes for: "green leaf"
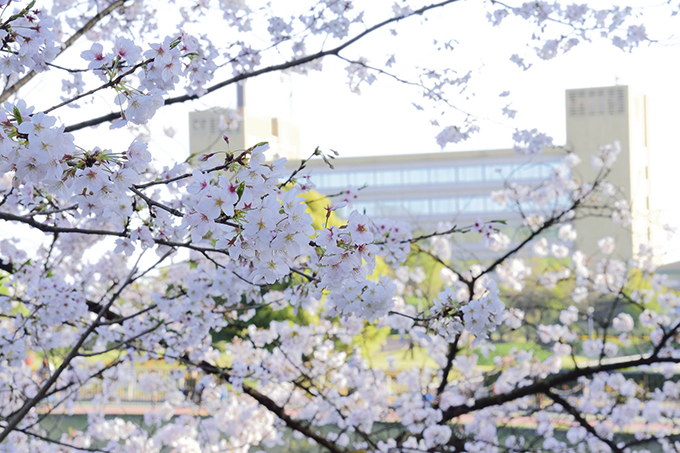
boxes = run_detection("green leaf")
[13,106,22,124]
[236,181,246,202]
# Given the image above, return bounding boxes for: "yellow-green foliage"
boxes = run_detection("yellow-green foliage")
[300,190,344,230]
[402,250,447,301]
[354,324,390,355]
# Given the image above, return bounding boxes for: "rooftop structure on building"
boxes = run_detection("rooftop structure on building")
[189,82,300,162]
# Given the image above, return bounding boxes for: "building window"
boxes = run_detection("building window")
[459,196,486,212]
[568,92,577,116]
[349,171,375,187]
[431,167,456,184]
[403,168,429,185]
[402,199,429,215]
[353,201,374,215]
[588,90,596,115]
[325,172,348,188]
[578,91,586,116]
[375,170,402,186]
[617,88,625,113]
[375,200,402,217]
[432,198,457,214]
[486,198,506,212]
[459,165,484,183]
[597,90,605,114]
[514,165,541,180]
[485,164,512,181]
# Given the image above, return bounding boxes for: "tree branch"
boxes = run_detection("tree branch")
[194,360,347,453]
[13,426,109,452]
[546,390,623,453]
[0,261,140,442]
[434,335,460,405]
[441,351,680,423]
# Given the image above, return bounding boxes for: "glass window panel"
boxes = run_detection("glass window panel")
[485,166,501,181]
[485,164,512,181]
[514,165,541,180]
[375,200,402,217]
[431,167,456,184]
[557,194,571,209]
[432,198,458,214]
[325,172,348,187]
[459,165,484,182]
[403,199,429,215]
[513,166,528,179]
[353,201,375,215]
[486,197,506,212]
[375,170,402,186]
[347,172,359,186]
[314,173,328,188]
[348,171,375,187]
[459,196,486,212]
[336,205,350,218]
[403,168,429,185]
[520,201,538,212]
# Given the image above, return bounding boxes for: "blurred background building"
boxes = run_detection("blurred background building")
[189,85,654,263]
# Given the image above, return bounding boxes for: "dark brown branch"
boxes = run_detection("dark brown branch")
[546,390,623,453]
[133,151,250,189]
[0,210,241,253]
[278,147,319,189]
[434,335,460,405]
[194,361,347,453]
[0,259,13,274]
[0,264,139,442]
[441,350,680,423]
[130,187,184,217]
[77,321,164,357]
[0,210,126,236]
[97,303,158,326]
[13,427,108,452]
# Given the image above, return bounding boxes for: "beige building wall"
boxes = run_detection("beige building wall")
[566,86,652,261]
